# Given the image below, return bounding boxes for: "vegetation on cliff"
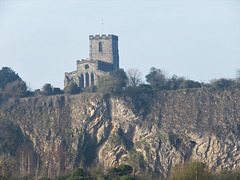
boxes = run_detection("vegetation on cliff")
[1,67,240,179]
[0,67,27,100]
[1,66,240,101]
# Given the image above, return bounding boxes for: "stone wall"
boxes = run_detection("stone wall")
[64,60,108,88]
[64,34,119,89]
[89,34,119,70]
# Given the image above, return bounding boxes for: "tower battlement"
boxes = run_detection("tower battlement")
[89,34,119,70]
[89,34,118,40]
[65,34,119,89]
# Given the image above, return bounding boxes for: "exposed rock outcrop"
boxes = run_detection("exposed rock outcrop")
[1,89,240,179]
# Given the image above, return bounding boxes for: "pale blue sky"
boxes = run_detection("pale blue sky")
[0,0,240,90]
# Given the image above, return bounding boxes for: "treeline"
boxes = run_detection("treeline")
[1,67,240,101]
[9,162,240,180]
[0,67,27,100]
[37,161,240,180]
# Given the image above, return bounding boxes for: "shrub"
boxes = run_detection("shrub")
[64,82,80,94]
[0,67,21,89]
[98,69,127,95]
[42,83,53,96]
[210,78,234,90]
[170,161,212,180]
[3,80,27,98]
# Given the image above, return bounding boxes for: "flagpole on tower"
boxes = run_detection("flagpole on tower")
[102,18,104,34]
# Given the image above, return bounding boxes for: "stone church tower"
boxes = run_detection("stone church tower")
[64,34,119,89]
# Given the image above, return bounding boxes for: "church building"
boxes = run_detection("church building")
[64,34,119,89]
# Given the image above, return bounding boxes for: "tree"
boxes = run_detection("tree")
[127,68,142,87]
[67,168,85,180]
[210,78,234,90]
[145,67,166,90]
[0,67,21,89]
[98,68,128,95]
[170,161,212,180]
[179,80,202,89]
[106,165,133,180]
[235,69,240,88]
[63,82,80,94]
[4,80,27,98]
[42,83,53,96]
[165,75,185,90]
[53,87,63,95]
[236,69,240,82]
[0,67,27,99]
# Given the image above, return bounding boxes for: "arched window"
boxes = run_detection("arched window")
[91,73,94,86]
[99,42,103,53]
[80,74,84,88]
[86,73,89,87]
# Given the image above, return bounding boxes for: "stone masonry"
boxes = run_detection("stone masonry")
[64,34,119,89]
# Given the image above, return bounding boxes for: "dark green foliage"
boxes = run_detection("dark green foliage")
[210,78,235,90]
[66,168,95,180]
[165,75,202,90]
[117,165,133,176]
[145,68,202,91]
[3,80,27,98]
[0,119,24,155]
[73,132,97,168]
[42,84,53,96]
[64,82,80,94]
[107,165,133,180]
[53,87,64,95]
[170,161,212,180]
[179,79,202,89]
[97,68,128,95]
[0,67,21,89]
[88,164,105,180]
[213,169,240,180]
[165,75,185,90]
[145,67,166,91]
[124,84,152,115]
[0,67,27,99]
[119,175,134,180]
[128,150,145,170]
[72,168,84,177]
[170,161,240,180]
[38,177,51,180]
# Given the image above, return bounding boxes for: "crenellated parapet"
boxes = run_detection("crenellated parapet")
[89,34,118,40]
[65,34,119,89]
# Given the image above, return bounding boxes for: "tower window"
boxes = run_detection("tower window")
[85,64,89,69]
[99,42,103,53]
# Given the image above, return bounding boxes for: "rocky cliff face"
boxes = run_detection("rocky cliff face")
[1,89,240,179]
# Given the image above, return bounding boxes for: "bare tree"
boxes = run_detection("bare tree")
[236,69,240,82]
[127,68,143,87]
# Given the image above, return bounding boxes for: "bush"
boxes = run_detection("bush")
[3,80,27,98]
[145,67,166,91]
[0,67,21,89]
[64,82,80,94]
[0,67,27,99]
[179,80,202,89]
[210,78,235,90]
[42,83,53,96]
[67,168,85,180]
[106,165,133,180]
[170,161,212,180]
[53,88,63,95]
[98,69,127,95]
